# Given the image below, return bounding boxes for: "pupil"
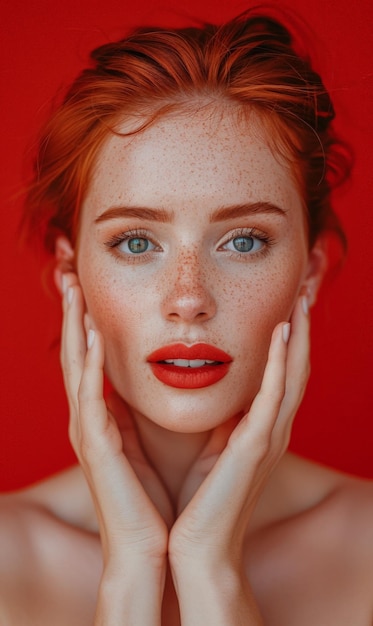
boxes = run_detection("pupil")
[233,236,254,252]
[128,237,148,253]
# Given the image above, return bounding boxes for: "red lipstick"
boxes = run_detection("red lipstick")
[147,343,232,389]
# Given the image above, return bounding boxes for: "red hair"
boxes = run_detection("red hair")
[24,10,351,253]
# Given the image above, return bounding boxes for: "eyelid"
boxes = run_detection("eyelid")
[104,228,161,250]
[103,226,275,260]
[218,227,270,247]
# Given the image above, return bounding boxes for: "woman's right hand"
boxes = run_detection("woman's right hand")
[60,272,170,624]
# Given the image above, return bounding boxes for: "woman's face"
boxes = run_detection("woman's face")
[75,106,313,432]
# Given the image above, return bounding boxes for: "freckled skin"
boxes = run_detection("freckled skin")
[76,106,311,433]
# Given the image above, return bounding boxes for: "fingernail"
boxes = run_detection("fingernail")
[87,329,95,349]
[282,322,291,343]
[67,287,74,305]
[302,295,309,316]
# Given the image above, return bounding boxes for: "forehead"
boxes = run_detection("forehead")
[84,105,303,215]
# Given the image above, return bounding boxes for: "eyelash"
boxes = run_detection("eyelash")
[218,227,275,259]
[104,227,275,261]
[104,228,160,259]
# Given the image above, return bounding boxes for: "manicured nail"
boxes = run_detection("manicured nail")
[87,329,95,349]
[302,295,309,315]
[282,322,291,343]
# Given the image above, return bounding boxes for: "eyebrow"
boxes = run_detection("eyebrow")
[94,201,287,224]
[210,202,287,222]
[95,206,173,223]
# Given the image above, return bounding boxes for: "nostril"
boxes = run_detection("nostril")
[161,285,217,323]
[166,309,210,322]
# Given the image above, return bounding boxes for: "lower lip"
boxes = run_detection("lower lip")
[149,363,231,389]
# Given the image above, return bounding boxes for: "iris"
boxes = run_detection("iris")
[232,236,254,252]
[128,237,149,253]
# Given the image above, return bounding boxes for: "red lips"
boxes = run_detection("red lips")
[147,343,232,389]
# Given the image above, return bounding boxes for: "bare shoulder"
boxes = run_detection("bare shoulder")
[283,453,373,580]
[290,452,373,514]
[320,462,373,559]
[6,464,98,530]
[282,452,373,535]
[256,452,373,581]
[0,468,100,625]
[249,454,373,625]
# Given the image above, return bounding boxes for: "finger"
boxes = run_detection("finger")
[61,271,79,296]
[77,332,167,544]
[176,324,290,522]
[77,329,125,498]
[77,329,108,444]
[224,297,308,472]
[107,392,148,465]
[106,391,175,528]
[60,280,87,413]
[276,294,310,430]
[78,332,138,478]
[174,320,301,543]
[230,321,289,450]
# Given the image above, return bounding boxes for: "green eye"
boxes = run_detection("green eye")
[127,237,149,254]
[107,231,158,256]
[232,236,254,252]
[222,233,265,255]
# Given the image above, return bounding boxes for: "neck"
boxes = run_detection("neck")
[132,409,210,502]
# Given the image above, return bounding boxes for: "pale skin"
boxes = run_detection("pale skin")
[0,105,373,625]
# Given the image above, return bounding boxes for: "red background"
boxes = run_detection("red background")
[1,0,372,491]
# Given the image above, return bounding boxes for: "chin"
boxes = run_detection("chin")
[127,388,253,434]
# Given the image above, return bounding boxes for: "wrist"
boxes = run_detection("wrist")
[102,552,167,585]
[169,533,241,576]
[95,560,166,626]
[170,561,263,626]
[171,554,243,591]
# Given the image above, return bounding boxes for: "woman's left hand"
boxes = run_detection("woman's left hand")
[168,295,310,623]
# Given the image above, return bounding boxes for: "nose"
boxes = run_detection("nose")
[161,250,217,323]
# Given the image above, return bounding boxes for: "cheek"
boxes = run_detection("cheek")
[222,261,301,330]
[222,261,302,376]
[83,274,145,337]
[79,262,162,383]
[79,245,304,394]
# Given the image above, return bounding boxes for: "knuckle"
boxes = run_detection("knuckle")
[286,363,310,402]
[260,385,285,411]
[272,385,286,404]
[232,426,271,465]
[77,377,93,404]
[77,421,104,463]
[253,436,272,462]
[74,407,108,464]
[79,439,96,465]
[77,384,87,403]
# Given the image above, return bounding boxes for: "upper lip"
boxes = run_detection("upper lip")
[147,343,233,363]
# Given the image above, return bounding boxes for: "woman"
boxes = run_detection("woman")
[1,9,372,625]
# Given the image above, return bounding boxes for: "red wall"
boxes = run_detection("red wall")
[1,0,372,491]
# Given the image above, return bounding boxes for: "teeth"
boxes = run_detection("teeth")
[189,360,207,368]
[164,359,216,367]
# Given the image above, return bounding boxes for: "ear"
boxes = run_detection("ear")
[54,236,75,295]
[301,237,328,307]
